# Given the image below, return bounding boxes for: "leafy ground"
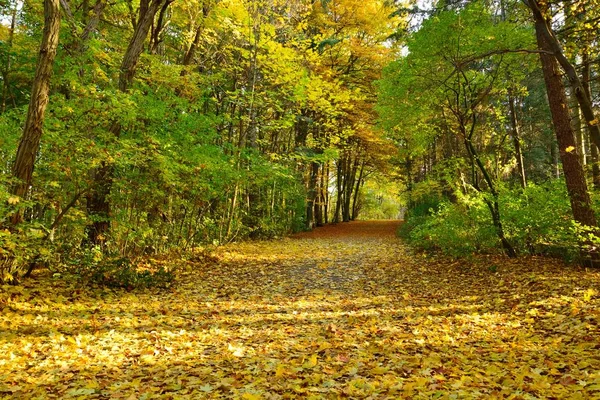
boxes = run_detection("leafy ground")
[1,220,600,399]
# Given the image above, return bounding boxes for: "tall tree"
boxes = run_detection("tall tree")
[529,0,598,265]
[522,0,600,152]
[86,0,173,245]
[9,0,61,225]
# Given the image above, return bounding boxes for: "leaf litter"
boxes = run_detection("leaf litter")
[1,220,600,399]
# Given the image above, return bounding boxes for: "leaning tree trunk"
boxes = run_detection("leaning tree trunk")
[351,159,365,220]
[581,48,600,189]
[534,19,599,266]
[86,0,171,245]
[524,0,600,152]
[9,0,60,225]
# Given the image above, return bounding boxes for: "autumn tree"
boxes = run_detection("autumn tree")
[9,0,60,225]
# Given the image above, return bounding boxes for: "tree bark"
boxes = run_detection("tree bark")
[150,0,173,55]
[581,48,600,189]
[351,159,365,220]
[342,154,359,222]
[1,2,18,113]
[534,17,599,265]
[523,0,600,152]
[9,0,61,225]
[86,0,172,245]
[334,160,343,223]
[306,161,319,229]
[508,94,527,188]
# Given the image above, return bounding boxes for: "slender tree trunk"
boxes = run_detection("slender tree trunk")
[343,155,359,222]
[571,97,586,166]
[1,2,18,113]
[334,160,343,223]
[591,143,600,190]
[463,134,516,258]
[182,26,202,68]
[508,94,527,188]
[324,161,329,224]
[306,161,319,229]
[150,0,172,55]
[181,2,211,69]
[351,159,365,220]
[315,164,324,227]
[9,0,61,225]
[86,0,171,245]
[581,48,600,189]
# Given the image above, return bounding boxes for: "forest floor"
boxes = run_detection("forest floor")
[2,220,600,399]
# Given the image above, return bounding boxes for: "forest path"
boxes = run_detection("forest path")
[212,220,407,295]
[3,221,600,398]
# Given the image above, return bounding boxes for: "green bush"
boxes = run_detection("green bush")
[67,249,174,290]
[406,198,498,257]
[401,180,587,260]
[501,180,577,259]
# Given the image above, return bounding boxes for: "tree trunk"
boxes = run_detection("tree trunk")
[524,0,600,152]
[181,2,211,68]
[534,18,599,265]
[9,0,61,225]
[149,0,172,55]
[342,154,359,222]
[334,160,343,223]
[570,96,586,166]
[463,134,516,258]
[323,162,330,224]
[508,94,527,188]
[351,159,365,220]
[306,161,319,229]
[591,143,600,190]
[581,47,600,189]
[1,2,18,113]
[315,164,324,227]
[86,0,171,245]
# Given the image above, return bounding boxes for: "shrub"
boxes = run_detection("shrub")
[66,249,174,290]
[401,180,588,261]
[406,198,498,257]
[501,180,577,259]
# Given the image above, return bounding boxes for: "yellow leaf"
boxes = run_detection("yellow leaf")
[241,393,261,400]
[565,146,575,153]
[228,343,245,357]
[275,363,287,378]
[7,196,19,205]
[302,354,318,369]
[583,288,597,302]
[370,366,388,375]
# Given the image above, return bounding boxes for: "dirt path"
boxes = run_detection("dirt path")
[2,220,600,398]
[275,220,405,293]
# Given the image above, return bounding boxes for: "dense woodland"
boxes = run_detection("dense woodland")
[1,0,600,284]
[2,1,600,398]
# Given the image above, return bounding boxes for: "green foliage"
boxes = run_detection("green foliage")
[501,180,578,258]
[66,249,174,290]
[404,197,498,257]
[402,180,588,260]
